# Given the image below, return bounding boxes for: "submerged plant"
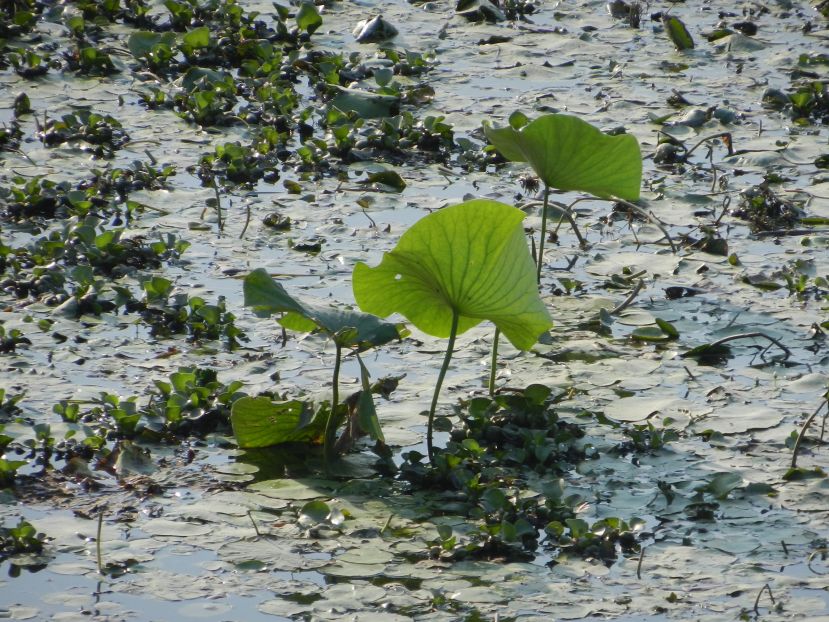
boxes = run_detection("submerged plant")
[353,199,552,461]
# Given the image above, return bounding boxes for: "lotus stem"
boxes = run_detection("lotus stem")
[489,327,501,397]
[324,343,343,469]
[212,180,224,234]
[536,185,551,283]
[96,509,104,575]
[791,398,828,469]
[427,309,460,462]
[612,197,677,253]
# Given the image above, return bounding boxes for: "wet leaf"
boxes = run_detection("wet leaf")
[484,114,642,200]
[356,357,383,442]
[630,326,672,342]
[296,2,322,34]
[331,86,399,119]
[298,500,331,527]
[703,472,743,500]
[127,31,176,58]
[353,199,552,350]
[358,169,406,193]
[682,342,732,364]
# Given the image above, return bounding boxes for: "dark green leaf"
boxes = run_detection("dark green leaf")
[664,16,694,50]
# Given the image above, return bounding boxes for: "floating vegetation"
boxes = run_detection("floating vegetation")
[732,184,802,232]
[0,0,827,619]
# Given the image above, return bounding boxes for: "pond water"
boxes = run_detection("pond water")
[1,0,828,620]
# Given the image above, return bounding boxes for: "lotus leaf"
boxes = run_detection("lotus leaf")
[352,199,552,350]
[484,113,642,201]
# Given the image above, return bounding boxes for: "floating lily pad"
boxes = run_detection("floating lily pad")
[248,478,336,500]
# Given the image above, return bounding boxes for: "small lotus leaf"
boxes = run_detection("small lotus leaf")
[243,269,403,350]
[664,16,695,50]
[484,114,642,200]
[230,397,323,448]
[352,199,552,350]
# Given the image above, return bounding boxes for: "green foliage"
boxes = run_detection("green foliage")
[663,16,694,50]
[230,397,324,447]
[73,46,118,75]
[144,367,245,435]
[244,269,404,349]
[37,110,129,158]
[0,519,45,560]
[484,113,642,201]
[237,270,403,460]
[354,199,552,350]
[295,2,322,34]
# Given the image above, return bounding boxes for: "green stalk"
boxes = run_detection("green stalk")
[96,509,104,575]
[427,309,460,462]
[323,343,343,469]
[536,185,551,283]
[488,327,500,396]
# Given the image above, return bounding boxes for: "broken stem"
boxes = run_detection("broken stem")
[212,180,224,234]
[753,583,775,615]
[702,331,791,360]
[791,398,828,469]
[685,132,734,160]
[96,509,104,575]
[610,278,646,316]
[612,197,678,253]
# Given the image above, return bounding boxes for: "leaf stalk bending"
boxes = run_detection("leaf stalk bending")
[427,309,460,462]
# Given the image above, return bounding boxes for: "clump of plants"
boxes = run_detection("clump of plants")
[37,110,130,158]
[56,367,246,441]
[763,81,829,125]
[231,270,406,466]
[0,519,46,561]
[128,276,248,349]
[732,184,802,232]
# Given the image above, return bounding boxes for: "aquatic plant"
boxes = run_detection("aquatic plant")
[233,269,405,466]
[353,199,552,461]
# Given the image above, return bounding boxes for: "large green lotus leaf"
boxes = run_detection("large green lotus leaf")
[484,114,642,200]
[231,397,323,448]
[352,199,552,350]
[243,269,402,349]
